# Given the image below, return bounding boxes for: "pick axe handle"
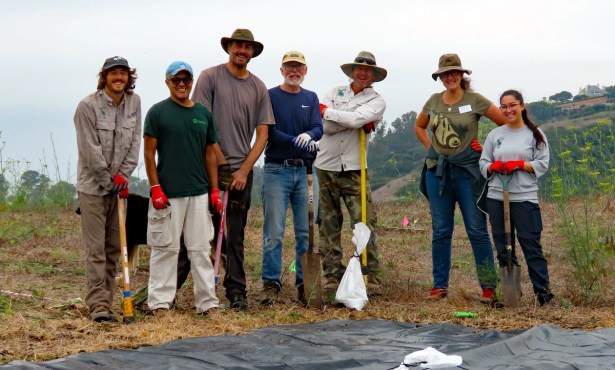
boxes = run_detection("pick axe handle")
[360,129,368,283]
[117,196,134,322]
[213,190,229,284]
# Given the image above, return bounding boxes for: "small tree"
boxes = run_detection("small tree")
[549,91,572,103]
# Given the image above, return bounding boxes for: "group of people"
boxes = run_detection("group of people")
[74,28,552,323]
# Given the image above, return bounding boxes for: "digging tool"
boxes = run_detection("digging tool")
[213,189,229,285]
[300,164,323,308]
[497,173,522,307]
[117,196,135,323]
[359,129,368,285]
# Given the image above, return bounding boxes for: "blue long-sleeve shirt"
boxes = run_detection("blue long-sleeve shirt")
[265,86,322,162]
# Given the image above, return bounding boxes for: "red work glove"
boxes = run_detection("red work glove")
[210,188,222,213]
[505,160,525,174]
[470,139,483,153]
[150,185,170,209]
[111,174,128,193]
[118,186,129,199]
[319,103,327,117]
[362,121,376,134]
[489,160,505,174]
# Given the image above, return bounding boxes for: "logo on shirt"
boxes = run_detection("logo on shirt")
[301,105,309,108]
[192,118,206,125]
[496,137,504,148]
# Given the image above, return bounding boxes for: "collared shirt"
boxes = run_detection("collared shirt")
[74,89,141,195]
[314,85,386,172]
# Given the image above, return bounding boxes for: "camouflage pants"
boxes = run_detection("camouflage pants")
[315,168,379,281]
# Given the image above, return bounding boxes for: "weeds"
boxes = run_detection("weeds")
[549,123,615,304]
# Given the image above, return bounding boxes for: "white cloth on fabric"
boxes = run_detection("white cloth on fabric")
[147,194,218,312]
[394,346,463,369]
[335,223,370,310]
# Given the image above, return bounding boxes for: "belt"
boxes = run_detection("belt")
[268,158,306,167]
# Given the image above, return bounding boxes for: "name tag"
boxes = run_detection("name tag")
[459,105,472,114]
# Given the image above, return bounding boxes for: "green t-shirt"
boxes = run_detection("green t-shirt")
[422,91,491,166]
[144,98,218,198]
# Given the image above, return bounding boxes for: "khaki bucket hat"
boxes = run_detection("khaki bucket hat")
[432,53,472,80]
[220,28,264,58]
[340,51,387,82]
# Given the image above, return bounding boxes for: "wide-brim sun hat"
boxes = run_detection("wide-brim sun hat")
[431,53,472,81]
[340,51,387,83]
[220,28,264,58]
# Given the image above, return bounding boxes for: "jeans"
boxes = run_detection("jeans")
[425,165,496,289]
[487,198,550,294]
[261,162,309,288]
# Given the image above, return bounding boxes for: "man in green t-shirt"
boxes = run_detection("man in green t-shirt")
[143,61,222,315]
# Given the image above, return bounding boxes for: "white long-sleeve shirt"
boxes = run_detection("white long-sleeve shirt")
[314,85,386,172]
[479,125,549,203]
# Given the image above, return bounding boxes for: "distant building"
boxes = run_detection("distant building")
[577,84,607,97]
[556,96,608,112]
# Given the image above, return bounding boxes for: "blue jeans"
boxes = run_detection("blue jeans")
[261,162,309,288]
[425,165,496,289]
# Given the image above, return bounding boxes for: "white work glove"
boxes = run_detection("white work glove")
[306,140,320,154]
[293,133,311,149]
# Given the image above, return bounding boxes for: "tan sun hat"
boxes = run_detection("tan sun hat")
[281,51,306,65]
[340,51,387,82]
[220,28,264,58]
[431,53,472,81]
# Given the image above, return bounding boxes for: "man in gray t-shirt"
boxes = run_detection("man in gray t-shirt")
[189,28,274,310]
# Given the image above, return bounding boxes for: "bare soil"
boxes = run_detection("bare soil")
[0,199,614,365]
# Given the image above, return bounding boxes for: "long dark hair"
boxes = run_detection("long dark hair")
[97,67,138,95]
[500,89,545,149]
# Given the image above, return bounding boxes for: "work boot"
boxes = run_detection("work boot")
[323,278,340,293]
[537,289,554,306]
[427,287,448,300]
[479,287,497,304]
[297,284,307,305]
[260,281,280,306]
[90,306,114,322]
[229,294,248,310]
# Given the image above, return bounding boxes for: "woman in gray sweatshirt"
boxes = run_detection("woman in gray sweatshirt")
[479,89,554,306]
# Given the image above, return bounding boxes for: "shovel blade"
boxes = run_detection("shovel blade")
[500,265,522,307]
[300,252,323,308]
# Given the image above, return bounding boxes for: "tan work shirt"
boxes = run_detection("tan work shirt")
[74,89,141,196]
[314,85,386,172]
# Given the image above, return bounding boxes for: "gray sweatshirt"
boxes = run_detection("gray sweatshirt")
[479,125,549,203]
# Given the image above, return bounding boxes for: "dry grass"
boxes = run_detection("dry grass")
[1,199,614,365]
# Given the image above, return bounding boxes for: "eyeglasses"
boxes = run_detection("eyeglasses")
[500,103,519,111]
[354,57,376,65]
[169,77,193,85]
[282,63,306,71]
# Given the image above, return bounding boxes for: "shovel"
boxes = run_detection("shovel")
[117,196,135,323]
[498,173,522,307]
[300,164,323,308]
[359,129,368,286]
[213,189,229,285]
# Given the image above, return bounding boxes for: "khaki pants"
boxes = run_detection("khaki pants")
[147,194,218,313]
[78,192,121,313]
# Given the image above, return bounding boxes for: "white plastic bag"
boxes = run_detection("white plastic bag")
[393,346,463,369]
[335,222,370,310]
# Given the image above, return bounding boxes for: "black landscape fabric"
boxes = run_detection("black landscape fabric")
[4,319,615,369]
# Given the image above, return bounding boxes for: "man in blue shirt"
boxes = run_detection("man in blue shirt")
[261,51,322,305]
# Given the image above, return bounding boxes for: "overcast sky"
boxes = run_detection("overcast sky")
[1,0,613,183]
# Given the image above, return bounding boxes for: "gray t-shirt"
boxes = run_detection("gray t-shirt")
[192,63,274,168]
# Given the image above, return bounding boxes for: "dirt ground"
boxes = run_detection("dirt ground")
[0,198,614,365]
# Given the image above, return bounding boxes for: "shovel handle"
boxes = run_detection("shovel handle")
[213,190,229,284]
